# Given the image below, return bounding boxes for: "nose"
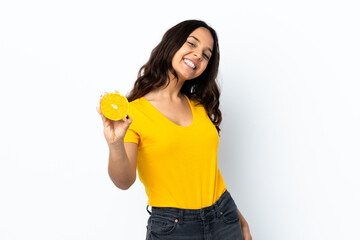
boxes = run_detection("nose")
[193,50,202,61]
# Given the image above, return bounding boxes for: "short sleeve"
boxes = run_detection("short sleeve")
[123,99,141,144]
[124,127,139,144]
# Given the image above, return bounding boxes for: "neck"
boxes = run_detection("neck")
[149,76,186,101]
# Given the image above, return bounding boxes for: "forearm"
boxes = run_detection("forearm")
[108,142,135,189]
[237,208,252,239]
[237,208,249,228]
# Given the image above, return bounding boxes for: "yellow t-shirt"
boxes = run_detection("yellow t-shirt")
[124,95,227,209]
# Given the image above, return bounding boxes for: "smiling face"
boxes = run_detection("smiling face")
[171,27,214,82]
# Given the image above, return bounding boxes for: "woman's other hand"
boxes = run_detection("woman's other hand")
[242,223,252,240]
[237,208,252,240]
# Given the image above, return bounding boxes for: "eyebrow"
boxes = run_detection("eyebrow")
[188,36,213,54]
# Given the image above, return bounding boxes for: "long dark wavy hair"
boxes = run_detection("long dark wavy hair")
[126,20,222,133]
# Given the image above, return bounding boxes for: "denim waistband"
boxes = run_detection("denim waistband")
[146,189,232,222]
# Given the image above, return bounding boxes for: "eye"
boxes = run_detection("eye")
[187,41,195,47]
[203,53,210,60]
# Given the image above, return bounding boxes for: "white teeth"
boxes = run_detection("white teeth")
[184,59,195,69]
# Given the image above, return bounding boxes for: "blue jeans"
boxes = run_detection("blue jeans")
[145,190,244,240]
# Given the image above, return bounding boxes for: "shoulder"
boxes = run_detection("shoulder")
[128,97,146,109]
[126,98,142,115]
[127,97,155,117]
[186,96,203,108]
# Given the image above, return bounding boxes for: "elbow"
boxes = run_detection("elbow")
[112,177,136,191]
[108,168,136,190]
[116,182,132,190]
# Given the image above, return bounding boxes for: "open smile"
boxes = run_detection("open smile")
[183,58,197,70]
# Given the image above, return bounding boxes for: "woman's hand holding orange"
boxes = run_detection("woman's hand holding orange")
[96,92,132,146]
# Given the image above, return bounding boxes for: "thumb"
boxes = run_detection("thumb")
[124,114,132,125]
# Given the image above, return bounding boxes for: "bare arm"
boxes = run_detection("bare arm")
[108,141,138,190]
[97,93,138,190]
[237,208,252,240]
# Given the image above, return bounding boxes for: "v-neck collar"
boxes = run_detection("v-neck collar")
[140,94,194,128]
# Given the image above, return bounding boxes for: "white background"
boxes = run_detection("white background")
[1,0,359,239]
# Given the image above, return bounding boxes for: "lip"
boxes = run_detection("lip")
[183,58,197,70]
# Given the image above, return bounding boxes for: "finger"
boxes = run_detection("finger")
[96,105,110,124]
[96,106,103,116]
[124,114,132,125]
[98,95,104,114]
[100,92,108,101]
[96,107,107,122]
[99,91,109,106]
[99,94,104,106]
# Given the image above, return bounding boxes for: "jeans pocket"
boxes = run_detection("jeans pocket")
[149,214,178,235]
[219,199,240,224]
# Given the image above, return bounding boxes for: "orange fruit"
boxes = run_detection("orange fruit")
[100,92,129,120]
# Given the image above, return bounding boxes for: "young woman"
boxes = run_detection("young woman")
[97,20,252,240]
